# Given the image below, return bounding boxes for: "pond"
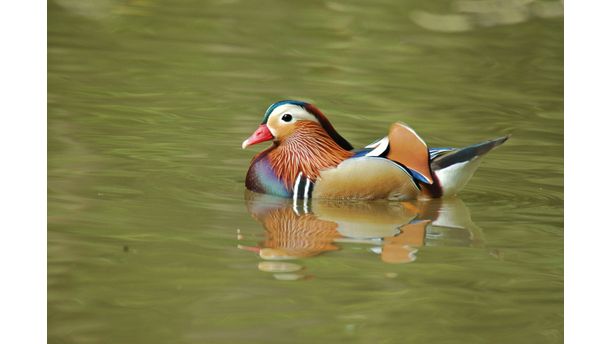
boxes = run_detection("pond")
[48,0,563,343]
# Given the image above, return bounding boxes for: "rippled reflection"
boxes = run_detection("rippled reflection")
[411,0,563,32]
[239,191,483,279]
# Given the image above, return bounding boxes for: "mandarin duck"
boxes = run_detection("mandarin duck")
[242,100,509,201]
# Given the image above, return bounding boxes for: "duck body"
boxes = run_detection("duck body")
[243,100,508,201]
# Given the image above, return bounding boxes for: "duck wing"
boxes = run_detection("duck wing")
[311,122,434,200]
[353,122,434,185]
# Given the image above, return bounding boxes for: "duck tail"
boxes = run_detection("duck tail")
[430,135,510,197]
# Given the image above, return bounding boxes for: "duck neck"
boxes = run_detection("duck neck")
[269,122,354,189]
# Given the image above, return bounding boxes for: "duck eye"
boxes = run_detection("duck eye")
[281,114,293,122]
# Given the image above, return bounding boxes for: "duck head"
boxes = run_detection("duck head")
[241,100,353,150]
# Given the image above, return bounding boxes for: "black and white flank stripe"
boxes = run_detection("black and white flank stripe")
[292,172,314,201]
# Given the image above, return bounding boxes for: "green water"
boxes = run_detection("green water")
[48,0,563,343]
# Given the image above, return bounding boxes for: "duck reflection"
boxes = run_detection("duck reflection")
[239,191,483,277]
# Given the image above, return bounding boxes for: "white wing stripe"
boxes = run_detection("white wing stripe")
[303,178,311,201]
[293,172,302,203]
[365,137,386,148]
[365,136,390,157]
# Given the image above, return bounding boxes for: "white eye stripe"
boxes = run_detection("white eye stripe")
[268,104,319,124]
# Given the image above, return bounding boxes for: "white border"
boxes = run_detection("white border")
[566,1,612,343]
[0,2,47,343]
[4,1,611,342]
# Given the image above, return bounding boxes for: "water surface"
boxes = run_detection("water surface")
[48,1,563,343]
